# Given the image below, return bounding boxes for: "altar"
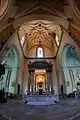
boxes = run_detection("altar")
[24,60,59,105]
[27,61,54,93]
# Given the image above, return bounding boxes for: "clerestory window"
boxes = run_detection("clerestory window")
[20,35,25,47]
[55,35,60,46]
[37,47,44,58]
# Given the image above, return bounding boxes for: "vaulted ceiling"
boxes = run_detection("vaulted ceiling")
[21,20,61,52]
[11,0,69,29]
[15,0,66,18]
[74,0,80,10]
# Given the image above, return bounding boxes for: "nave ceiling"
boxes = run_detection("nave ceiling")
[21,20,60,52]
[15,0,66,17]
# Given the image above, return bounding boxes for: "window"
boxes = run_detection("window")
[20,35,25,47]
[55,35,60,46]
[37,47,44,58]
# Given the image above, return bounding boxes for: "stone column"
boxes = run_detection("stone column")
[49,71,53,92]
[46,70,50,91]
[31,71,34,92]
[28,70,31,92]
[45,76,46,91]
[34,79,36,92]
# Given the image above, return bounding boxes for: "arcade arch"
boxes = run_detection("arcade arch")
[1,46,19,94]
[62,44,80,95]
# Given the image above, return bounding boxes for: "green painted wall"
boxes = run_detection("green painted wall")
[1,46,19,94]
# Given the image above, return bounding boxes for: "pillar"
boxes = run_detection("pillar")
[45,75,46,90]
[31,70,34,92]
[49,70,53,92]
[46,70,50,91]
[28,70,31,92]
[34,78,36,91]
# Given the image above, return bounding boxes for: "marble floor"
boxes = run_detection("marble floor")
[0,98,80,120]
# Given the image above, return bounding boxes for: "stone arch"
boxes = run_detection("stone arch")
[13,15,68,30]
[62,44,80,95]
[1,45,19,95]
[0,0,10,20]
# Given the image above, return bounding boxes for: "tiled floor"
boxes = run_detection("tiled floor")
[0,98,80,120]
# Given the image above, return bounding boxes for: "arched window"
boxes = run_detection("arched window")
[55,35,60,46]
[37,47,44,58]
[20,35,25,47]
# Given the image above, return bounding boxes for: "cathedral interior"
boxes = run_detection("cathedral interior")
[0,0,80,97]
[1,0,80,120]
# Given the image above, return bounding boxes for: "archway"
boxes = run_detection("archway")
[62,44,80,95]
[1,46,19,95]
[28,61,52,92]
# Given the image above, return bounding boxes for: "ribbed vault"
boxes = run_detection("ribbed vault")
[0,0,9,20]
[21,20,60,53]
[73,0,80,11]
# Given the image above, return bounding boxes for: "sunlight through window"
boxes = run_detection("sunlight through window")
[55,35,60,46]
[37,47,44,58]
[20,35,25,47]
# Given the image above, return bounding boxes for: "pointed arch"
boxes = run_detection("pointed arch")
[1,45,19,94]
[62,44,80,95]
